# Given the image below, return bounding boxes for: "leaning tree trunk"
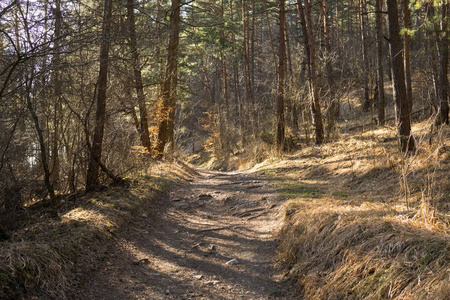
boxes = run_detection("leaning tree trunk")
[155,0,181,159]
[86,0,113,191]
[387,0,415,153]
[276,0,286,150]
[127,0,151,150]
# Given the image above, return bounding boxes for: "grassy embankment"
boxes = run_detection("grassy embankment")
[254,120,450,299]
[0,161,195,299]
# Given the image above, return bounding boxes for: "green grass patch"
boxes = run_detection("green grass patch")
[332,191,350,199]
[280,181,322,198]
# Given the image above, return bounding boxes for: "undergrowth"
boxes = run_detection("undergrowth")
[0,161,193,299]
[190,137,274,171]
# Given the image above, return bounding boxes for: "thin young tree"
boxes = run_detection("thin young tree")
[320,0,338,134]
[360,0,371,112]
[276,0,286,149]
[436,1,449,125]
[387,0,415,152]
[50,0,62,188]
[127,0,151,150]
[403,0,413,110]
[375,0,385,124]
[86,0,113,191]
[242,0,254,136]
[297,0,324,145]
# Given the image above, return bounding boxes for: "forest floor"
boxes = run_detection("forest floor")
[67,168,294,300]
[2,119,449,300]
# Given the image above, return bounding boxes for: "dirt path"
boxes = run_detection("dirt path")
[69,169,293,300]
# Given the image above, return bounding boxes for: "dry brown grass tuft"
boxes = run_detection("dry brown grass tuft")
[278,198,450,299]
[266,119,450,299]
[0,242,67,299]
[194,139,273,171]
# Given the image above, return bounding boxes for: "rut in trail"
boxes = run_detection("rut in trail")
[69,169,294,300]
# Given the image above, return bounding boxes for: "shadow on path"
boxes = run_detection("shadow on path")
[69,169,295,300]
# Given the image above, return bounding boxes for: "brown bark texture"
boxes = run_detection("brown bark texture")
[376,0,385,124]
[86,0,113,191]
[297,0,324,145]
[276,0,286,149]
[127,0,151,150]
[387,0,415,152]
[156,0,181,158]
[437,1,449,124]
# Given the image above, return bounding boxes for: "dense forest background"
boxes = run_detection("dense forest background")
[1,1,450,299]
[0,0,449,223]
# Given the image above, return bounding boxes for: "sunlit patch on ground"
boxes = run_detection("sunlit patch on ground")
[253,120,450,299]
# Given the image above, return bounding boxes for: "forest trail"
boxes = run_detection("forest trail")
[69,168,293,300]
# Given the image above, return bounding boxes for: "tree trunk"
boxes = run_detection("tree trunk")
[320,0,334,96]
[403,0,413,110]
[387,0,415,152]
[297,0,324,145]
[321,0,338,134]
[229,0,244,139]
[155,0,181,158]
[360,0,371,112]
[155,0,164,84]
[220,0,229,120]
[437,1,449,125]
[242,0,254,136]
[51,0,62,188]
[250,1,256,94]
[276,0,286,149]
[284,13,293,77]
[25,74,56,204]
[263,0,278,72]
[423,5,440,114]
[86,0,113,191]
[127,0,151,150]
[375,0,385,125]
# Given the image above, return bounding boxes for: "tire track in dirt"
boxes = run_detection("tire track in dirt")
[70,168,293,300]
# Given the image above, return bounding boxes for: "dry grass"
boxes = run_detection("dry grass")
[278,199,450,299]
[0,242,67,299]
[257,119,450,299]
[0,161,193,299]
[191,138,273,171]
